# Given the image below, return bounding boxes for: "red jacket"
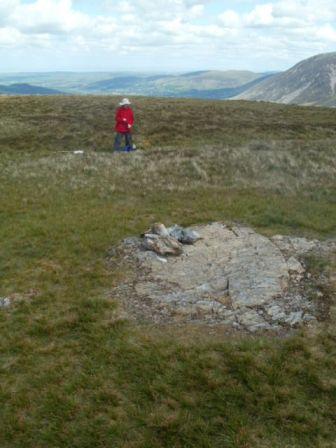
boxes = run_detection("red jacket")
[115,106,134,133]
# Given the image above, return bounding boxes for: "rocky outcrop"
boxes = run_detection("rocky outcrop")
[109,223,334,332]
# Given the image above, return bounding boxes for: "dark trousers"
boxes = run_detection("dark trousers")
[114,132,133,151]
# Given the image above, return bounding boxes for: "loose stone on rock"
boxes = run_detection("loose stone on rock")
[150,223,170,237]
[142,234,183,256]
[142,223,200,256]
[168,225,202,244]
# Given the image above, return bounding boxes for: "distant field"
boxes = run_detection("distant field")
[0,70,270,98]
[0,96,335,448]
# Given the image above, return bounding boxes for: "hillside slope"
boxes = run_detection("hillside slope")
[0,83,64,95]
[178,74,273,99]
[85,70,269,98]
[235,52,336,106]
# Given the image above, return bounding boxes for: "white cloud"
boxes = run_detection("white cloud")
[104,0,208,20]
[216,0,336,67]
[0,0,336,71]
[0,0,18,26]
[116,1,134,14]
[219,0,336,32]
[245,4,274,27]
[316,24,336,42]
[188,4,205,19]
[10,0,90,34]
[91,17,117,37]
[219,10,241,28]
[272,0,335,23]
[0,26,23,47]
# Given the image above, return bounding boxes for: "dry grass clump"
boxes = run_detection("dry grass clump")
[2,139,335,200]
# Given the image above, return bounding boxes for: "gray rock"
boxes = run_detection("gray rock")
[167,225,185,240]
[113,222,320,330]
[0,297,11,308]
[168,225,202,245]
[151,223,170,237]
[123,237,140,246]
[266,305,286,321]
[285,311,303,326]
[196,283,212,293]
[287,256,305,275]
[194,300,223,314]
[249,323,272,333]
[272,235,312,252]
[238,310,271,332]
[271,235,323,256]
[142,234,183,256]
[141,223,201,257]
[221,311,237,325]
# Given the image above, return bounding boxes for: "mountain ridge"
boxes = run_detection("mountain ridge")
[0,70,271,98]
[235,52,336,106]
[4,53,336,106]
[84,70,269,98]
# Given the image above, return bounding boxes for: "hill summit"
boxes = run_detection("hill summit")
[235,52,336,106]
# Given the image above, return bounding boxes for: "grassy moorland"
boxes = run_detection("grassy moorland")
[0,95,336,448]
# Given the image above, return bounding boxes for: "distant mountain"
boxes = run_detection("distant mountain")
[0,71,275,99]
[87,75,147,91]
[150,70,265,91]
[0,83,63,95]
[0,72,161,92]
[235,52,336,106]
[85,70,271,98]
[174,74,274,100]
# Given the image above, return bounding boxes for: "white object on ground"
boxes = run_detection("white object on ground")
[0,297,11,308]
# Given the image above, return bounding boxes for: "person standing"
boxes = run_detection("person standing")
[114,98,135,152]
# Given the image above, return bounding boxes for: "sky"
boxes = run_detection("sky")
[0,0,336,73]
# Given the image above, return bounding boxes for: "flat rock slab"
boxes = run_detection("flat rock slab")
[136,224,289,308]
[111,223,322,332]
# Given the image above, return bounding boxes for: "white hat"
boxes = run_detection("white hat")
[119,98,131,106]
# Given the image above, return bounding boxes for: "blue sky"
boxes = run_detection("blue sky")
[69,1,263,18]
[1,0,336,73]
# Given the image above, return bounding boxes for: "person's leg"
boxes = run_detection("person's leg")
[113,133,122,151]
[125,132,133,150]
